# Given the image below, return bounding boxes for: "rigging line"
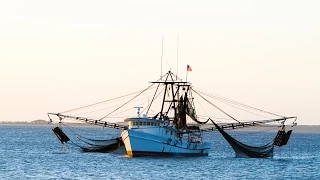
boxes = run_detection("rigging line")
[194,92,211,123]
[75,136,102,146]
[164,84,181,116]
[61,122,122,144]
[60,89,152,114]
[168,70,176,82]
[54,114,126,129]
[193,87,285,118]
[111,100,150,117]
[61,138,86,149]
[273,146,285,154]
[197,114,286,125]
[207,95,272,119]
[146,83,161,115]
[207,94,272,120]
[60,124,94,144]
[192,88,241,123]
[73,133,120,146]
[144,87,165,115]
[169,71,183,82]
[164,71,187,116]
[100,116,132,119]
[195,88,277,118]
[61,122,101,135]
[197,114,234,121]
[237,126,282,136]
[197,115,250,122]
[98,73,167,121]
[73,92,158,116]
[160,72,171,115]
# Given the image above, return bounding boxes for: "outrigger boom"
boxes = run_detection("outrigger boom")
[47,112,296,131]
[202,116,297,131]
[47,113,126,130]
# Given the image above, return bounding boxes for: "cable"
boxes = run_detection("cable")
[193,87,285,118]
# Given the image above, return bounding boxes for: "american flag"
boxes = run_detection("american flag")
[187,65,192,71]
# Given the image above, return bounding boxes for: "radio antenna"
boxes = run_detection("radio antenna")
[176,34,179,80]
[160,35,164,78]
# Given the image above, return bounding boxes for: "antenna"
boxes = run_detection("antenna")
[134,106,143,117]
[160,35,164,78]
[176,34,179,80]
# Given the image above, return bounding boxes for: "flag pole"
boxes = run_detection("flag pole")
[186,65,192,82]
[186,70,189,82]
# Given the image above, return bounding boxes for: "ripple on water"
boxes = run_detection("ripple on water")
[0,126,319,179]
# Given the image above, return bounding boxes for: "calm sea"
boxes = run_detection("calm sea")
[0,125,319,179]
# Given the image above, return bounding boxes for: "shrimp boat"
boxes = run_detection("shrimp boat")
[48,70,297,157]
[121,73,211,157]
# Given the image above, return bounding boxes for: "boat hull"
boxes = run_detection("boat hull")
[121,129,210,157]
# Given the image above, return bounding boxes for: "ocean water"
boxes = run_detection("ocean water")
[0,125,319,180]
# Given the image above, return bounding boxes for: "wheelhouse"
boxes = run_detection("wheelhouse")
[125,117,165,129]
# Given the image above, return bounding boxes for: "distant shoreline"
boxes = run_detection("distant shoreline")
[0,121,319,133]
[0,121,101,127]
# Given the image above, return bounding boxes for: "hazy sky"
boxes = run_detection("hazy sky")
[0,0,319,125]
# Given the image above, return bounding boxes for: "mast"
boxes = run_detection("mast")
[159,72,170,119]
[151,71,191,128]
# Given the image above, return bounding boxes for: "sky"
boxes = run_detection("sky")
[0,0,319,125]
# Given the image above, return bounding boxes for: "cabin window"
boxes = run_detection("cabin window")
[147,122,150,126]
[139,122,142,126]
[142,122,146,126]
[151,122,154,126]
